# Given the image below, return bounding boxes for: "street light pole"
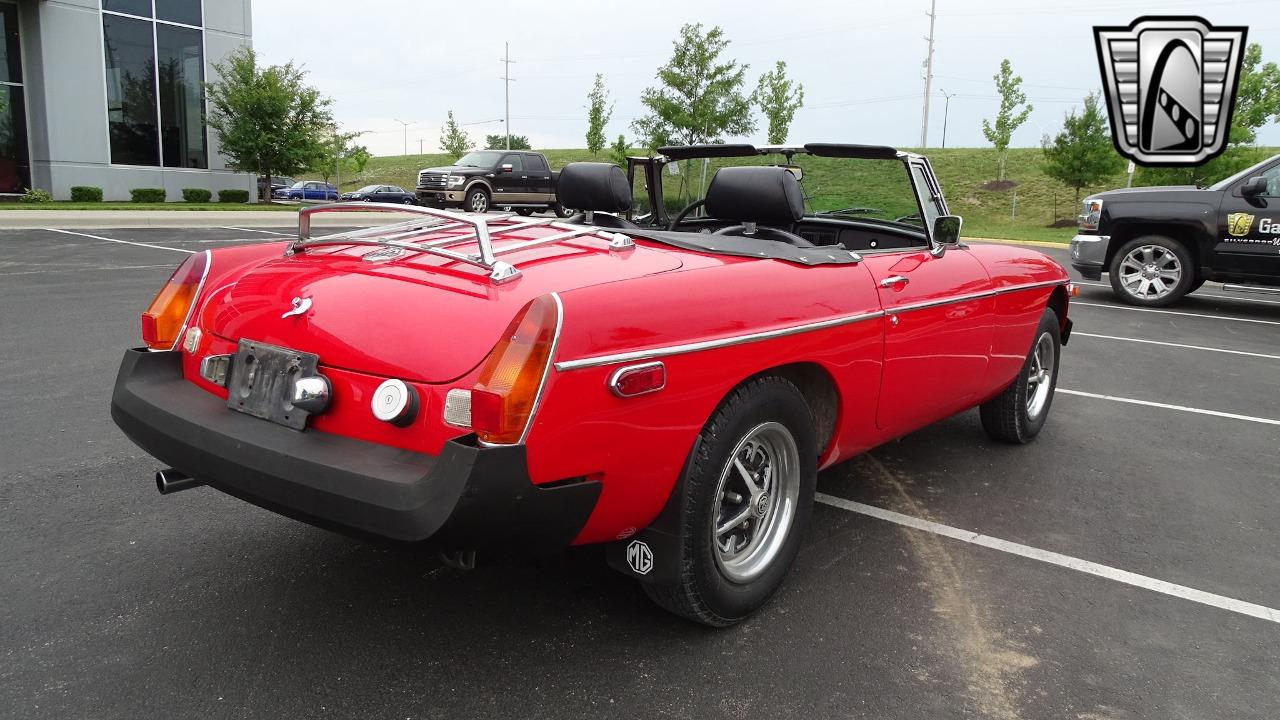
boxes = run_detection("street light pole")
[939,89,956,148]
[919,0,937,148]
[393,118,414,156]
[499,42,516,150]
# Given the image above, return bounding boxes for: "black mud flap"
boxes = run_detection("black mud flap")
[604,437,702,585]
[1062,317,1074,346]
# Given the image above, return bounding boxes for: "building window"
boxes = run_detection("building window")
[0,2,29,193]
[101,1,206,169]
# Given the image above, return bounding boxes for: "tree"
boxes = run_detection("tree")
[438,111,472,159]
[205,47,333,201]
[1041,93,1125,203]
[610,134,630,168]
[755,61,804,145]
[586,74,613,156]
[981,59,1033,181]
[631,24,756,150]
[484,133,531,150]
[309,126,362,185]
[1136,42,1280,187]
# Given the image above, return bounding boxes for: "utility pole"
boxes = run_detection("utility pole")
[499,42,516,150]
[939,88,956,148]
[418,138,424,155]
[919,0,937,148]
[393,118,414,156]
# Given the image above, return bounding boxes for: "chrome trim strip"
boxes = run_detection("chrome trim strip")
[554,309,886,371]
[890,288,995,314]
[995,279,1070,295]
[171,249,211,351]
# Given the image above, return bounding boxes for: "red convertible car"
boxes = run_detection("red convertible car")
[112,143,1072,626]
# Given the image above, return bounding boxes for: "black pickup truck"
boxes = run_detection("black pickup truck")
[1071,154,1280,306]
[415,150,572,217]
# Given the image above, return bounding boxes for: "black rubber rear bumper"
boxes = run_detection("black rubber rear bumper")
[110,349,600,549]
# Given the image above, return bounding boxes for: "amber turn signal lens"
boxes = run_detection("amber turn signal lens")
[471,295,560,444]
[141,251,207,350]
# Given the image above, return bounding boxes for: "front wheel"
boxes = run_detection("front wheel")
[642,377,816,626]
[1108,236,1195,306]
[980,308,1061,444]
[465,187,490,214]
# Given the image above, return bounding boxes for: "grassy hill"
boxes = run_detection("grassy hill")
[332,146,1278,244]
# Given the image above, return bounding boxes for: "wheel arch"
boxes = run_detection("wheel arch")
[1105,222,1202,273]
[736,362,840,460]
[463,179,492,197]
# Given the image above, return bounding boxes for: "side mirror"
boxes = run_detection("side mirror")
[500,163,514,173]
[932,214,963,246]
[1241,176,1267,197]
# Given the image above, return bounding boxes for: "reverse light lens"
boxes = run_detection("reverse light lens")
[470,295,560,444]
[1079,199,1103,231]
[141,251,208,350]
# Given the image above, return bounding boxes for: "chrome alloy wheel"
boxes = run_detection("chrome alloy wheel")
[469,191,489,213]
[711,422,801,583]
[1118,244,1181,301]
[1026,331,1055,420]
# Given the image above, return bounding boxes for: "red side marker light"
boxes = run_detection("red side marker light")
[609,362,666,398]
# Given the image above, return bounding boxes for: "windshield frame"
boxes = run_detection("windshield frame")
[454,151,505,168]
[1209,154,1280,191]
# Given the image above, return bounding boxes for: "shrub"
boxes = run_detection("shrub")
[70,186,103,203]
[130,188,167,203]
[20,188,53,203]
[217,189,250,204]
[182,188,212,203]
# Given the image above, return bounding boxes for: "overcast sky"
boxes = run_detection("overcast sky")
[252,0,1280,157]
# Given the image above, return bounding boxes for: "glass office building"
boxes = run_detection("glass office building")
[13,0,253,200]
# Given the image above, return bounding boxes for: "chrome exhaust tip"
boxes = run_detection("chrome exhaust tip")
[155,468,201,495]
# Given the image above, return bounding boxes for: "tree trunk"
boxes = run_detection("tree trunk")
[264,172,272,203]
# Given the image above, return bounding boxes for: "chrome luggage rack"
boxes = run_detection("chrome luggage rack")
[285,202,634,284]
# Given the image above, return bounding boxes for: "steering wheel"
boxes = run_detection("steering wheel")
[666,199,706,230]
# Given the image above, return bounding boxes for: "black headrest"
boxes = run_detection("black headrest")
[557,162,632,212]
[704,166,804,225]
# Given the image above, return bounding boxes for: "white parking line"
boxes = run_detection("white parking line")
[1074,279,1280,307]
[1073,301,1280,327]
[45,228,193,254]
[219,226,291,236]
[1059,388,1280,426]
[1072,332,1280,361]
[815,493,1280,626]
[0,264,174,276]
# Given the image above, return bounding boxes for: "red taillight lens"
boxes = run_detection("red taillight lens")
[609,362,666,397]
[470,295,560,444]
[141,252,207,350]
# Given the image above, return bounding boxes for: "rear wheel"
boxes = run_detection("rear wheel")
[980,308,1061,444]
[1108,236,1194,306]
[554,202,574,218]
[642,377,816,626]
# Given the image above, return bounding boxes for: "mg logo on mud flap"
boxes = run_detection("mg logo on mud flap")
[1094,17,1247,166]
[626,540,653,575]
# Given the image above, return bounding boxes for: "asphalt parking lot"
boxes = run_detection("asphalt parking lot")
[2,225,1278,720]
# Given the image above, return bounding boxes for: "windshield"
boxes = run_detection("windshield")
[356,185,380,193]
[1209,155,1279,190]
[455,151,504,168]
[661,154,927,229]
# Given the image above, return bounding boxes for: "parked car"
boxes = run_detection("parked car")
[340,185,417,204]
[416,150,572,217]
[273,180,338,202]
[258,176,297,200]
[1071,153,1280,306]
[111,143,1072,626]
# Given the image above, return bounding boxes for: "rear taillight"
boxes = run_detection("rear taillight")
[141,251,208,351]
[469,294,561,444]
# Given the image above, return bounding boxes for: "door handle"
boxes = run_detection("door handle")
[879,275,910,288]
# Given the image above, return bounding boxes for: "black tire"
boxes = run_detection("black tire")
[1189,277,1206,293]
[1107,235,1195,307]
[980,308,1061,444]
[553,201,574,218]
[642,376,817,626]
[465,187,490,214]
[403,197,415,205]
[515,207,535,216]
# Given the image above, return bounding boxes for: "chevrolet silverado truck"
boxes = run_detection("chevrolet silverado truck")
[416,150,572,217]
[1071,154,1280,306]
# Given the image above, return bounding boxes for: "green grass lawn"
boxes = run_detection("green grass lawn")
[0,202,297,211]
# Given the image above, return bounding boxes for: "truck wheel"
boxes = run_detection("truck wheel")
[980,308,1060,444]
[553,202,574,218]
[465,187,490,214]
[643,377,816,626]
[1108,236,1194,306]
